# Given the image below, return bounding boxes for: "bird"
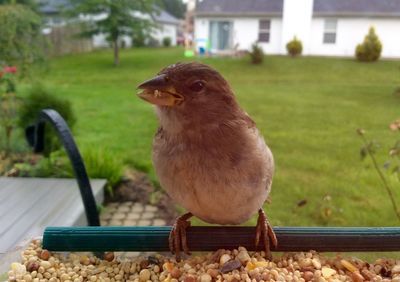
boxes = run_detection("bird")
[137,62,277,260]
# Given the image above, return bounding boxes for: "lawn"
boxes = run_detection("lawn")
[33,47,400,228]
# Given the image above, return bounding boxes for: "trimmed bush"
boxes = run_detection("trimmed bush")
[355,27,382,62]
[250,43,264,64]
[286,36,303,57]
[162,37,171,47]
[18,84,76,156]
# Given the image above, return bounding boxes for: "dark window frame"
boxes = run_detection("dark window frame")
[258,19,271,43]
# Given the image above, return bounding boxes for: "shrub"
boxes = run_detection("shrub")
[355,27,382,62]
[286,36,303,57]
[250,43,264,64]
[18,84,76,156]
[162,37,171,47]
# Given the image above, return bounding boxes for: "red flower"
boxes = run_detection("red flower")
[3,66,17,74]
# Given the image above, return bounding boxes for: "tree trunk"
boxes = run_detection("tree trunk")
[113,39,119,66]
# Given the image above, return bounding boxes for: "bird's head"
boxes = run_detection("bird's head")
[137,62,236,112]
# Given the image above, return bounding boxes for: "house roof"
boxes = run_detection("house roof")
[153,8,181,25]
[195,0,400,17]
[313,0,400,17]
[195,0,283,17]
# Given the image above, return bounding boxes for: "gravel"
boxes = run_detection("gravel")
[7,239,400,282]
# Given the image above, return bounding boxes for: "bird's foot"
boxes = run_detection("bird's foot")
[169,212,193,261]
[255,208,278,260]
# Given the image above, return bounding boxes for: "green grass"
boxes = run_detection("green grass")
[34,47,400,228]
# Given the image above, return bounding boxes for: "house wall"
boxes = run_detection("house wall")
[194,17,282,54]
[153,23,178,46]
[309,17,400,58]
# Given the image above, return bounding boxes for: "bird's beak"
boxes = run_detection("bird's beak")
[137,74,184,106]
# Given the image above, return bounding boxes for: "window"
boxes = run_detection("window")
[258,20,270,43]
[323,19,337,44]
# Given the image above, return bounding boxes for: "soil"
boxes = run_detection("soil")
[105,169,178,225]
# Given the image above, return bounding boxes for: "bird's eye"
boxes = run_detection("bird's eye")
[189,81,205,92]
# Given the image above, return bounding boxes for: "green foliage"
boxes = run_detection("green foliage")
[355,27,382,62]
[162,37,172,47]
[67,0,158,65]
[18,84,76,156]
[357,124,400,222]
[0,5,46,74]
[80,146,123,190]
[286,36,303,57]
[250,43,264,64]
[157,0,185,19]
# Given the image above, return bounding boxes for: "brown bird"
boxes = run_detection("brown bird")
[137,62,277,260]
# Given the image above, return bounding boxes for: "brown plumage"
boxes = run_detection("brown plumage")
[137,62,277,259]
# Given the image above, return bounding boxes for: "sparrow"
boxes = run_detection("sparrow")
[137,62,277,260]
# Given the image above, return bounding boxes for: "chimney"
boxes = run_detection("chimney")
[281,0,314,54]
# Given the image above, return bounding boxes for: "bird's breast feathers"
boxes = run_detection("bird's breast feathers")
[152,122,274,225]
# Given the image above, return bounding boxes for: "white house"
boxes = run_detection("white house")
[39,0,181,48]
[194,0,400,58]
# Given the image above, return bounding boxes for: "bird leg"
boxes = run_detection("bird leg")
[255,208,278,260]
[169,212,193,261]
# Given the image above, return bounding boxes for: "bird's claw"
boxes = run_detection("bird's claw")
[255,209,277,260]
[169,212,192,261]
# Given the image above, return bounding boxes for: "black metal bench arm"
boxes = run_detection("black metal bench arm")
[25,109,100,226]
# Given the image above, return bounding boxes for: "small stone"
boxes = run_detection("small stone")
[321,267,336,278]
[303,271,313,281]
[184,276,196,282]
[139,269,151,282]
[132,205,144,213]
[341,259,358,273]
[237,250,250,263]
[104,252,114,262]
[163,262,174,272]
[312,258,322,269]
[27,262,39,272]
[127,213,141,220]
[117,206,131,212]
[170,268,181,279]
[40,250,50,261]
[109,219,123,226]
[206,269,219,278]
[80,255,90,265]
[220,259,241,273]
[123,219,138,226]
[112,212,126,220]
[200,273,212,282]
[392,277,400,282]
[219,254,231,265]
[299,258,312,268]
[40,261,51,269]
[361,269,375,280]
[11,263,26,275]
[140,260,149,269]
[351,271,365,282]
[392,265,400,274]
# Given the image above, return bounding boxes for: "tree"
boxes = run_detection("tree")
[68,0,157,66]
[158,0,185,19]
[355,27,382,62]
[0,4,46,74]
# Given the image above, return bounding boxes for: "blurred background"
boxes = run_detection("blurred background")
[1,0,400,244]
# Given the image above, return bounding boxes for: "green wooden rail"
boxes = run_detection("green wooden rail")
[43,226,400,252]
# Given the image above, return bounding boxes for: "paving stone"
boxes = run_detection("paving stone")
[126,213,141,220]
[123,219,137,226]
[120,202,133,207]
[152,219,167,226]
[107,202,119,208]
[100,219,109,226]
[100,212,113,220]
[112,212,126,220]
[144,205,158,212]
[137,219,152,226]
[117,206,131,212]
[106,206,118,214]
[109,219,123,226]
[131,205,144,213]
[141,211,155,219]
